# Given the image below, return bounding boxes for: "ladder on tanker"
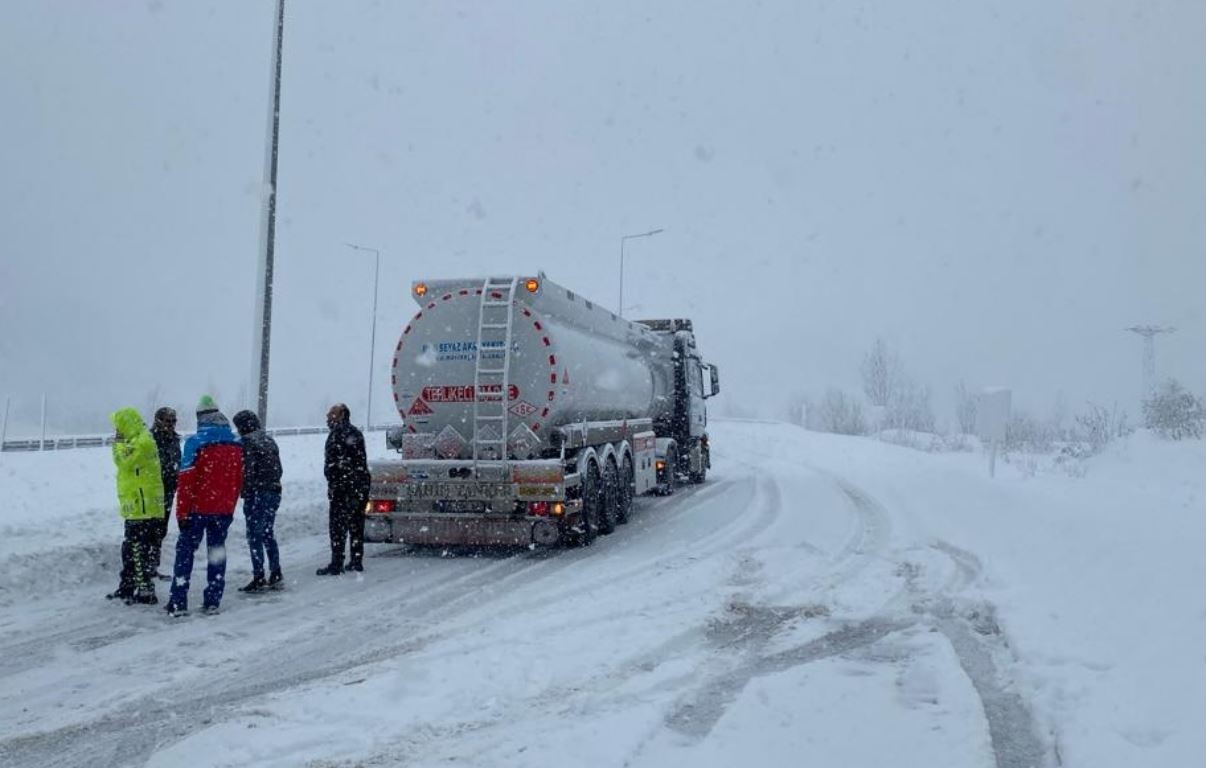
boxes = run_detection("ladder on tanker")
[472,276,519,466]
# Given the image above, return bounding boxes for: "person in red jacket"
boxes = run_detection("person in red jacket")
[165,396,243,617]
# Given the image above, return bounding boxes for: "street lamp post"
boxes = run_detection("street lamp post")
[251,0,287,426]
[346,243,381,432]
[619,228,664,318]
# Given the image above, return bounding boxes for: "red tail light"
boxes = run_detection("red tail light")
[367,499,396,514]
[528,501,550,517]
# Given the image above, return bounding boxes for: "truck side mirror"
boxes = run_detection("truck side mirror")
[386,426,407,452]
[706,365,720,398]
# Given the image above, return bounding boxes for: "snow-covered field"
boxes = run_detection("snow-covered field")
[0,421,1202,767]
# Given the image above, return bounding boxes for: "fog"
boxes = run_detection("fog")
[2,0,1203,436]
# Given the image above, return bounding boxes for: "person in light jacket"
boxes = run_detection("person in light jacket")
[106,407,164,605]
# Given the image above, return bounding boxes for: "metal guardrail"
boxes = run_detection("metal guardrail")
[0,425,390,453]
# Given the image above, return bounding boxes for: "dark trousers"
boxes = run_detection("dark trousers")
[328,489,366,567]
[244,491,282,578]
[118,519,157,595]
[148,490,175,573]
[169,515,233,610]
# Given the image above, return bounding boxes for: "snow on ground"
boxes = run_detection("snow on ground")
[0,421,1202,767]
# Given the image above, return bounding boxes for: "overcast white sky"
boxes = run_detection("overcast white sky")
[1,0,1203,434]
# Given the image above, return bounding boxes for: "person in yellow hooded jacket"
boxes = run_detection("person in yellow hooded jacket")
[106,407,165,604]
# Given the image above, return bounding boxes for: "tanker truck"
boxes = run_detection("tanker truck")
[363,273,720,548]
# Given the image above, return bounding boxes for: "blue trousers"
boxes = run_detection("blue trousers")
[169,515,232,610]
[243,491,281,578]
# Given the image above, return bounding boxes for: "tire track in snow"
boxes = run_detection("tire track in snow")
[0,478,752,767]
[0,548,578,768]
[646,467,1050,768]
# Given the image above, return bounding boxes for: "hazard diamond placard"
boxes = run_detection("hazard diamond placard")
[408,397,433,416]
[508,400,538,418]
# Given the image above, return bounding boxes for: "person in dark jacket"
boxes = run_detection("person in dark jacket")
[232,410,284,592]
[166,395,243,617]
[317,403,371,575]
[148,407,181,580]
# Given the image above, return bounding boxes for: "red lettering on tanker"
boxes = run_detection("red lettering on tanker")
[421,385,519,403]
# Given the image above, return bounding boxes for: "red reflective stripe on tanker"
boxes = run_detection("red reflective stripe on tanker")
[549,373,557,384]
[427,302,436,309]
[459,289,469,295]
[404,325,412,334]
[490,291,503,299]
[533,321,542,330]
[548,355,556,366]
[547,391,555,401]
[541,407,550,417]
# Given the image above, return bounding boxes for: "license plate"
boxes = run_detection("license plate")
[403,482,513,500]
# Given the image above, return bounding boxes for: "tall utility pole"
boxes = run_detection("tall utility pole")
[251,0,286,425]
[1125,325,1176,400]
[619,228,664,318]
[345,243,381,432]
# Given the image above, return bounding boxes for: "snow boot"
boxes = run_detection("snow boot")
[164,603,188,618]
[131,589,158,605]
[267,570,284,590]
[201,605,221,617]
[106,587,133,601]
[238,576,268,593]
[346,561,364,573]
[316,563,343,576]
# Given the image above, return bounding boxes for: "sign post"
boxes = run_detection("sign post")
[976,388,1011,478]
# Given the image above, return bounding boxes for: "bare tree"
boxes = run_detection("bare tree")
[1074,402,1132,452]
[954,380,977,435]
[860,338,899,408]
[814,388,867,436]
[883,379,935,432]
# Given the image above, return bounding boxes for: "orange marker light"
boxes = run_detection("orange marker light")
[414,282,428,297]
[525,278,540,293]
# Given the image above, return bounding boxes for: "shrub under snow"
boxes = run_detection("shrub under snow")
[1143,380,1205,440]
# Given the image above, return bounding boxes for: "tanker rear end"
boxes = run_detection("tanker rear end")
[364,274,720,549]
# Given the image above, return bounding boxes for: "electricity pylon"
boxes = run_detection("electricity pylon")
[1125,325,1176,400]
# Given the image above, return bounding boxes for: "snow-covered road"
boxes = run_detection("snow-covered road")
[1,421,1201,767]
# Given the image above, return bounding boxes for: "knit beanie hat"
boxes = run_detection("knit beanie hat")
[195,394,231,428]
[197,394,218,416]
